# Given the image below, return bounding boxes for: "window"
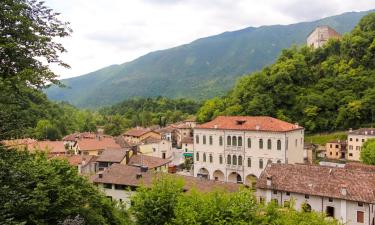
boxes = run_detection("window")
[277,160,281,164]
[267,159,272,165]
[356,138,359,142]
[326,206,334,218]
[219,155,223,164]
[362,139,365,142]
[209,136,213,145]
[238,137,242,146]
[196,152,199,161]
[247,158,251,167]
[295,139,298,147]
[259,159,263,169]
[357,211,364,223]
[286,192,290,196]
[330,144,332,148]
[115,184,126,190]
[219,136,223,146]
[247,138,251,148]
[232,136,237,146]
[153,148,156,152]
[195,135,199,144]
[209,154,213,163]
[305,195,309,199]
[328,198,333,202]
[162,152,166,159]
[227,155,231,164]
[232,155,237,165]
[356,146,361,150]
[277,140,281,150]
[330,152,332,156]
[358,202,364,207]
[104,183,112,189]
[227,136,231,146]
[259,139,263,149]
[238,156,243,166]
[203,135,206,144]
[349,145,353,150]
[273,190,278,194]
[349,153,353,157]
[203,153,206,162]
[335,152,338,156]
[286,138,288,150]
[350,138,352,141]
[335,145,339,148]
[267,139,272,150]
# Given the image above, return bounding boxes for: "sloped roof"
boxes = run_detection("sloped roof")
[257,163,375,204]
[96,149,128,163]
[128,154,171,169]
[124,128,159,137]
[349,128,375,136]
[196,116,302,132]
[77,137,121,151]
[31,141,66,154]
[92,164,240,193]
[140,136,161,144]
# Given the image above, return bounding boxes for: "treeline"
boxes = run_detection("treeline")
[197,13,375,133]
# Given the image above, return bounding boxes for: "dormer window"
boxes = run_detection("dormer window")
[236,120,246,125]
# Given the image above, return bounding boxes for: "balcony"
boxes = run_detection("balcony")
[226,164,243,171]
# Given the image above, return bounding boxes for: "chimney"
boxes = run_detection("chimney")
[341,187,347,196]
[349,128,353,132]
[136,173,143,179]
[214,124,218,129]
[266,176,272,187]
[295,122,299,128]
[255,125,260,130]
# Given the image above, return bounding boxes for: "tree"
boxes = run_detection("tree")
[360,139,375,165]
[0,145,130,224]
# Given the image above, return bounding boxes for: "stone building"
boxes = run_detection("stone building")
[307,25,341,48]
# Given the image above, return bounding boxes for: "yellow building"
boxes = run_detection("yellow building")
[123,128,161,144]
[138,137,172,159]
[325,140,346,160]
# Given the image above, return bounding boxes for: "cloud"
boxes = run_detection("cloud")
[44,0,375,79]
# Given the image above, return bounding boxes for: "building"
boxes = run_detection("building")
[123,128,161,144]
[155,126,175,142]
[30,141,67,156]
[307,25,341,48]
[347,128,375,161]
[54,154,97,174]
[96,148,128,171]
[181,137,194,159]
[172,121,195,148]
[256,163,375,225]
[326,140,347,160]
[76,136,121,156]
[138,137,172,159]
[193,116,304,185]
[92,163,240,206]
[127,154,171,172]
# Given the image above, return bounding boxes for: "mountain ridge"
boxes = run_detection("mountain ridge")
[46,10,374,108]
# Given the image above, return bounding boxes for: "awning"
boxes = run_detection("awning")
[183,153,193,157]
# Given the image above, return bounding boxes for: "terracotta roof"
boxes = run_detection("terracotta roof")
[128,155,171,169]
[31,141,66,154]
[2,138,37,149]
[114,136,134,148]
[96,149,128,163]
[124,128,159,137]
[196,116,302,132]
[53,155,97,166]
[181,137,193,144]
[63,132,98,141]
[155,126,175,133]
[140,136,161,145]
[327,140,347,144]
[92,164,240,192]
[77,137,121,151]
[345,162,375,173]
[349,128,375,136]
[172,122,192,129]
[257,164,375,204]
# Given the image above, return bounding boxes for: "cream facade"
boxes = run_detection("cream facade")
[138,140,172,159]
[307,25,341,48]
[193,128,304,184]
[347,128,375,161]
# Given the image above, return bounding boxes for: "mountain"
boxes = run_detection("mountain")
[46,10,374,108]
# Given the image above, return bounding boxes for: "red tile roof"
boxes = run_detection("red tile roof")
[128,154,171,169]
[96,149,128,163]
[53,155,97,166]
[345,162,375,173]
[92,164,240,193]
[196,116,302,132]
[349,128,375,136]
[124,128,158,137]
[257,163,375,204]
[77,137,121,151]
[30,141,66,154]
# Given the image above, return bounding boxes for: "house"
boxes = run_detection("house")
[30,141,67,156]
[123,128,161,144]
[76,136,121,156]
[307,25,341,48]
[155,126,175,142]
[96,148,128,171]
[193,116,304,185]
[54,154,98,174]
[256,163,375,225]
[326,140,347,160]
[181,137,194,159]
[138,136,172,159]
[92,163,240,205]
[127,154,171,172]
[172,122,194,148]
[347,128,375,161]
[2,138,37,151]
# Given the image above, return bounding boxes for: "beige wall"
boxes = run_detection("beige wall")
[307,26,341,48]
[139,140,172,159]
[124,131,161,144]
[347,134,375,161]
[326,142,342,160]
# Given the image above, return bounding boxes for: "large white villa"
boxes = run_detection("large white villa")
[193,116,304,185]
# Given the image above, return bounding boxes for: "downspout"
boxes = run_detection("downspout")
[321,197,324,213]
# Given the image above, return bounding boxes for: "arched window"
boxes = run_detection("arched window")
[232,155,237,165]
[277,140,281,150]
[238,137,242,146]
[227,136,231,146]
[203,135,206,144]
[247,158,251,167]
[209,136,213,145]
[267,139,272,150]
[203,153,206,162]
[227,155,231,164]
[219,136,223,146]
[196,152,199,161]
[267,159,272,165]
[277,160,281,164]
[232,136,237,146]
[195,135,199,144]
[259,139,263,149]
[259,159,263,169]
[209,154,213,163]
[219,155,223,164]
[247,138,251,148]
[238,156,243,166]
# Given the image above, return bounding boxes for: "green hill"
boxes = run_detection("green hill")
[46,10,374,108]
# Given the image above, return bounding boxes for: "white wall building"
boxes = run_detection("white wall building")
[256,163,375,225]
[193,116,304,185]
[307,25,341,49]
[347,128,375,161]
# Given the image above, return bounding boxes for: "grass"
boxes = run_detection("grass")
[305,131,347,145]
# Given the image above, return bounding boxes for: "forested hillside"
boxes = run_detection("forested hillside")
[197,12,375,133]
[46,10,373,108]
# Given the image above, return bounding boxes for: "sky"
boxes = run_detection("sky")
[45,0,375,79]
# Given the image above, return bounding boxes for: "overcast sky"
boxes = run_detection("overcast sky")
[45,0,375,79]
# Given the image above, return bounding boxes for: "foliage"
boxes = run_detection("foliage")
[360,139,375,165]
[45,11,373,108]
[0,145,130,225]
[305,131,347,145]
[197,12,375,133]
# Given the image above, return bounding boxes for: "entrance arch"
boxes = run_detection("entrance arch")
[197,167,209,180]
[245,174,258,189]
[228,172,242,183]
[213,170,225,181]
